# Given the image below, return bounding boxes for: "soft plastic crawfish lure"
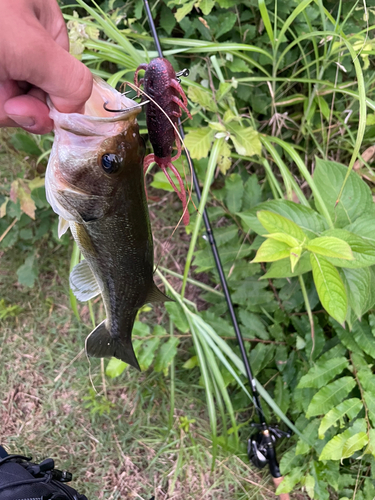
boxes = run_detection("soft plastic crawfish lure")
[134,58,192,225]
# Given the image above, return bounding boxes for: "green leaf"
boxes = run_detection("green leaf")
[237,200,328,239]
[137,337,161,371]
[165,302,189,333]
[150,170,176,192]
[17,254,38,288]
[319,422,367,461]
[252,239,290,263]
[345,212,375,244]
[217,140,231,174]
[297,357,349,389]
[276,467,303,495]
[106,358,127,378]
[364,429,375,457]
[154,337,179,373]
[341,267,371,319]
[187,86,218,112]
[352,320,375,359]
[321,229,375,268]
[306,237,353,260]
[257,210,306,242]
[313,158,373,227]
[304,474,315,499]
[306,376,356,418]
[262,252,312,279]
[310,254,347,324]
[10,132,42,156]
[341,432,368,459]
[265,233,300,247]
[318,398,363,438]
[225,173,244,213]
[183,127,215,160]
[364,390,375,427]
[215,11,236,38]
[160,4,176,34]
[290,246,302,272]
[175,0,195,22]
[227,123,261,157]
[199,0,215,15]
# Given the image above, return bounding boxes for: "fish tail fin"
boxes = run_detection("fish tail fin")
[85,320,140,371]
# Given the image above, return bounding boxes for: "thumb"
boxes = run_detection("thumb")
[18,31,93,113]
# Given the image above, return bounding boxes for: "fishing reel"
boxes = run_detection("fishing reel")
[248,423,292,476]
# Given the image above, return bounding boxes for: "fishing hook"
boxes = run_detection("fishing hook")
[103,100,149,113]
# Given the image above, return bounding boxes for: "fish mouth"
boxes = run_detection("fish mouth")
[48,75,141,137]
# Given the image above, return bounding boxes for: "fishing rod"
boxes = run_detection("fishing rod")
[142,1,291,497]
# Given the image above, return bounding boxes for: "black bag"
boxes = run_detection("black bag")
[0,446,88,500]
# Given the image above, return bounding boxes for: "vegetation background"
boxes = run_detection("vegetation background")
[1,0,375,498]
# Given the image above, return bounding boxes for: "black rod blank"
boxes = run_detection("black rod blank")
[142,0,282,481]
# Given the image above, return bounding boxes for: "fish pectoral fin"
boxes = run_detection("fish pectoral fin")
[86,320,141,371]
[70,259,101,302]
[145,282,173,304]
[58,216,70,238]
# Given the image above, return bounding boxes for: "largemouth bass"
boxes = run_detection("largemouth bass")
[46,76,170,370]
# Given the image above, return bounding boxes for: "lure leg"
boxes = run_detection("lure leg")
[143,153,155,175]
[171,95,192,119]
[165,162,189,225]
[171,133,182,162]
[134,64,148,88]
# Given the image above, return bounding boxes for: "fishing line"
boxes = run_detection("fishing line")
[142,1,291,496]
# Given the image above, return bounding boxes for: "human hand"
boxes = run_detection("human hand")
[0,0,93,134]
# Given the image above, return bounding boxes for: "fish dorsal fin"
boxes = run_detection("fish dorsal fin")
[58,216,70,238]
[70,259,101,302]
[145,282,173,304]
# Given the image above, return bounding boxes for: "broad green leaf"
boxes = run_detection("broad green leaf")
[334,321,363,355]
[341,432,368,459]
[150,170,175,192]
[257,210,306,242]
[290,246,302,272]
[252,239,290,263]
[106,358,127,378]
[17,254,38,288]
[322,229,375,268]
[10,179,36,220]
[174,0,195,22]
[159,4,176,34]
[276,467,303,495]
[225,173,244,213]
[319,419,366,460]
[227,123,261,157]
[199,0,215,15]
[165,302,189,333]
[262,252,312,279]
[10,132,42,156]
[215,11,237,39]
[137,337,161,371]
[297,357,349,389]
[304,474,315,499]
[346,212,375,244]
[306,237,353,260]
[183,127,215,160]
[295,420,319,456]
[364,390,375,427]
[364,429,375,457]
[264,233,300,247]
[242,175,262,211]
[352,321,375,358]
[154,337,179,373]
[188,86,218,112]
[237,200,328,238]
[318,398,363,438]
[217,140,231,174]
[314,158,372,227]
[279,447,302,475]
[306,377,356,418]
[310,254,347,324]
[341,267,371,319]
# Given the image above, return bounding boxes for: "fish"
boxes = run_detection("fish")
[45,76,171,370]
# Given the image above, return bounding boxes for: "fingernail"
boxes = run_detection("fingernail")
[8,115,35,127]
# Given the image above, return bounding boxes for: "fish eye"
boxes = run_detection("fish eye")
[101,153,122,174]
